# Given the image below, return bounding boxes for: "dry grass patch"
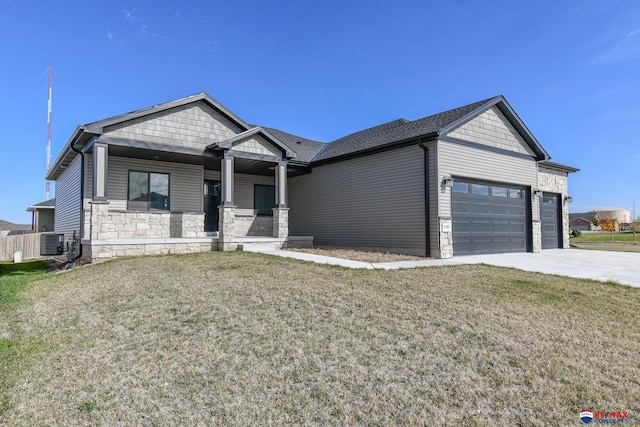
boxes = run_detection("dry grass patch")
[1,252,639,425]
[288,247,424,263]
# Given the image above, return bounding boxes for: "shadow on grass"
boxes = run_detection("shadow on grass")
[0,260,49,276]
[0,261,49,308]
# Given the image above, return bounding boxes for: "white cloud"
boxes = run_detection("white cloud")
[206,40,220,52]
[107,31,114,40]
[592,28,640,63]
[626,28,640,38]
[122,9,135,22]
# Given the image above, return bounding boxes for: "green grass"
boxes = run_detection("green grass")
[570,231,640,252]
[0,260,48,414]
[1,252,638,425]
[571,231,639,242]
[0,260,48,308]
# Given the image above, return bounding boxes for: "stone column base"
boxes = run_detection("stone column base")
[532,220,542,253]
[219,205,237,251]
[438,217,453,259]
[273,207,289,239]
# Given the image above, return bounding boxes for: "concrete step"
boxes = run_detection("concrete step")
[239,242,279,252]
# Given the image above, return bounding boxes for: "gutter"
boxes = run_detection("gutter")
[418,140,431,258]
[69,139,85,260]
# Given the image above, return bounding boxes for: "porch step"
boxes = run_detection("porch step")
[239,242,279,252]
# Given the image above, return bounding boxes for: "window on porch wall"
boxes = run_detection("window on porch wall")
[254,184,275,216]
[128,171,170,210]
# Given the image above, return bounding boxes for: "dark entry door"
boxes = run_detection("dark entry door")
[540,193,561,249]
[204,180,221,232]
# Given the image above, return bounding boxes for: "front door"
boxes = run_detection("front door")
[204,180,221,232]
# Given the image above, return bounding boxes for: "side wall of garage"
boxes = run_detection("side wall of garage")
[289,144,431,256]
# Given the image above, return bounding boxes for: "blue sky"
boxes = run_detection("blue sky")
[1,0,639,224]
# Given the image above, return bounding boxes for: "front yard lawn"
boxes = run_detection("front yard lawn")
[1,252,638,425]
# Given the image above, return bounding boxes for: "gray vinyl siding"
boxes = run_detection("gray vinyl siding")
[106,157,203,212]
[289,145,426,256]
[425,140,439,257]
[437,139,537,219]
[204,170,275,210]
[54,154,82,242]
[235,174,275,210]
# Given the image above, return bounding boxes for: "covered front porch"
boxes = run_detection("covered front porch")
[81,126,313,261]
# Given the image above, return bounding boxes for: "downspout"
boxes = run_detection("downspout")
[418,140,431,258]
[70,139,85,260]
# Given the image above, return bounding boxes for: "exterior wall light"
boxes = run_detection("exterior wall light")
[441,176,453,188]
[565,196,573,203]
[533,190,543,197]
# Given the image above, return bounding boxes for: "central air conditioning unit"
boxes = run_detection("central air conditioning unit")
[41,234,64,256]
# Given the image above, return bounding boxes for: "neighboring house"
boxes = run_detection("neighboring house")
[27,199,55,232]
[46,93,578,262]
[570,209,629,232]
[569,214,598,231]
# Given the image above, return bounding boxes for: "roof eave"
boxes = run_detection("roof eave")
[538,160,580,173]
[46,126,96,180]
[311,132,438,165]
[87,92,252,133]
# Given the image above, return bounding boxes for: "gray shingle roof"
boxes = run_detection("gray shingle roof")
[310,97,496,162]
[262,127,326,164]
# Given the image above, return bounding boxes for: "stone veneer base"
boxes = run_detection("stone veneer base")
[81,236,314,262]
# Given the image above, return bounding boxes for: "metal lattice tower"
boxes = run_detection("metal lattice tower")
[46,63,52,200]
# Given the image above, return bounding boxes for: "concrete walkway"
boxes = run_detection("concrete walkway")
[242,245,640,288]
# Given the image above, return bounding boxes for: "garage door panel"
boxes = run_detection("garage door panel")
[452,200,471,213]
[452,179,528,256]
[510,206,526,216]
[492,204,509,215]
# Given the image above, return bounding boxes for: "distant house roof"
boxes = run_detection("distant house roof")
[0,220,32,231]
[570,212,595,223]
[27,198,55,212]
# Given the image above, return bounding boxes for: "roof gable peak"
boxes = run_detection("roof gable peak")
[86,92,252,133]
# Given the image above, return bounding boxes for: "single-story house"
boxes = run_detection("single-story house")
[27,198,55,232]
[569,213,599,231]
[46,92,578,262]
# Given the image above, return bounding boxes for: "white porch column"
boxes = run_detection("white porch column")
[221,155,235,206]
[219,155,237,250]
[275,162,287,208]
[92,143,108,201]
[273,162,289,239]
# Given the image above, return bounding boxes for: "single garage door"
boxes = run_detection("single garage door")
[540,193,561,249]
[452,180,528,255]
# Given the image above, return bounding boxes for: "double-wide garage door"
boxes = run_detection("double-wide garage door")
[452,180,527,256]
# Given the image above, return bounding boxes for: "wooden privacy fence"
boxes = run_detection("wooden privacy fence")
[0,232,48,262]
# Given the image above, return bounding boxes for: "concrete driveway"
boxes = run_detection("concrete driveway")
[378,249,640,288]
[243,244,640,288]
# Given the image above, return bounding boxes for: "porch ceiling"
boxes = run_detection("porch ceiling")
[103,144,309,177]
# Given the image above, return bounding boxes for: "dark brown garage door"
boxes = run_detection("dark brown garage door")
[452,180,528,255]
